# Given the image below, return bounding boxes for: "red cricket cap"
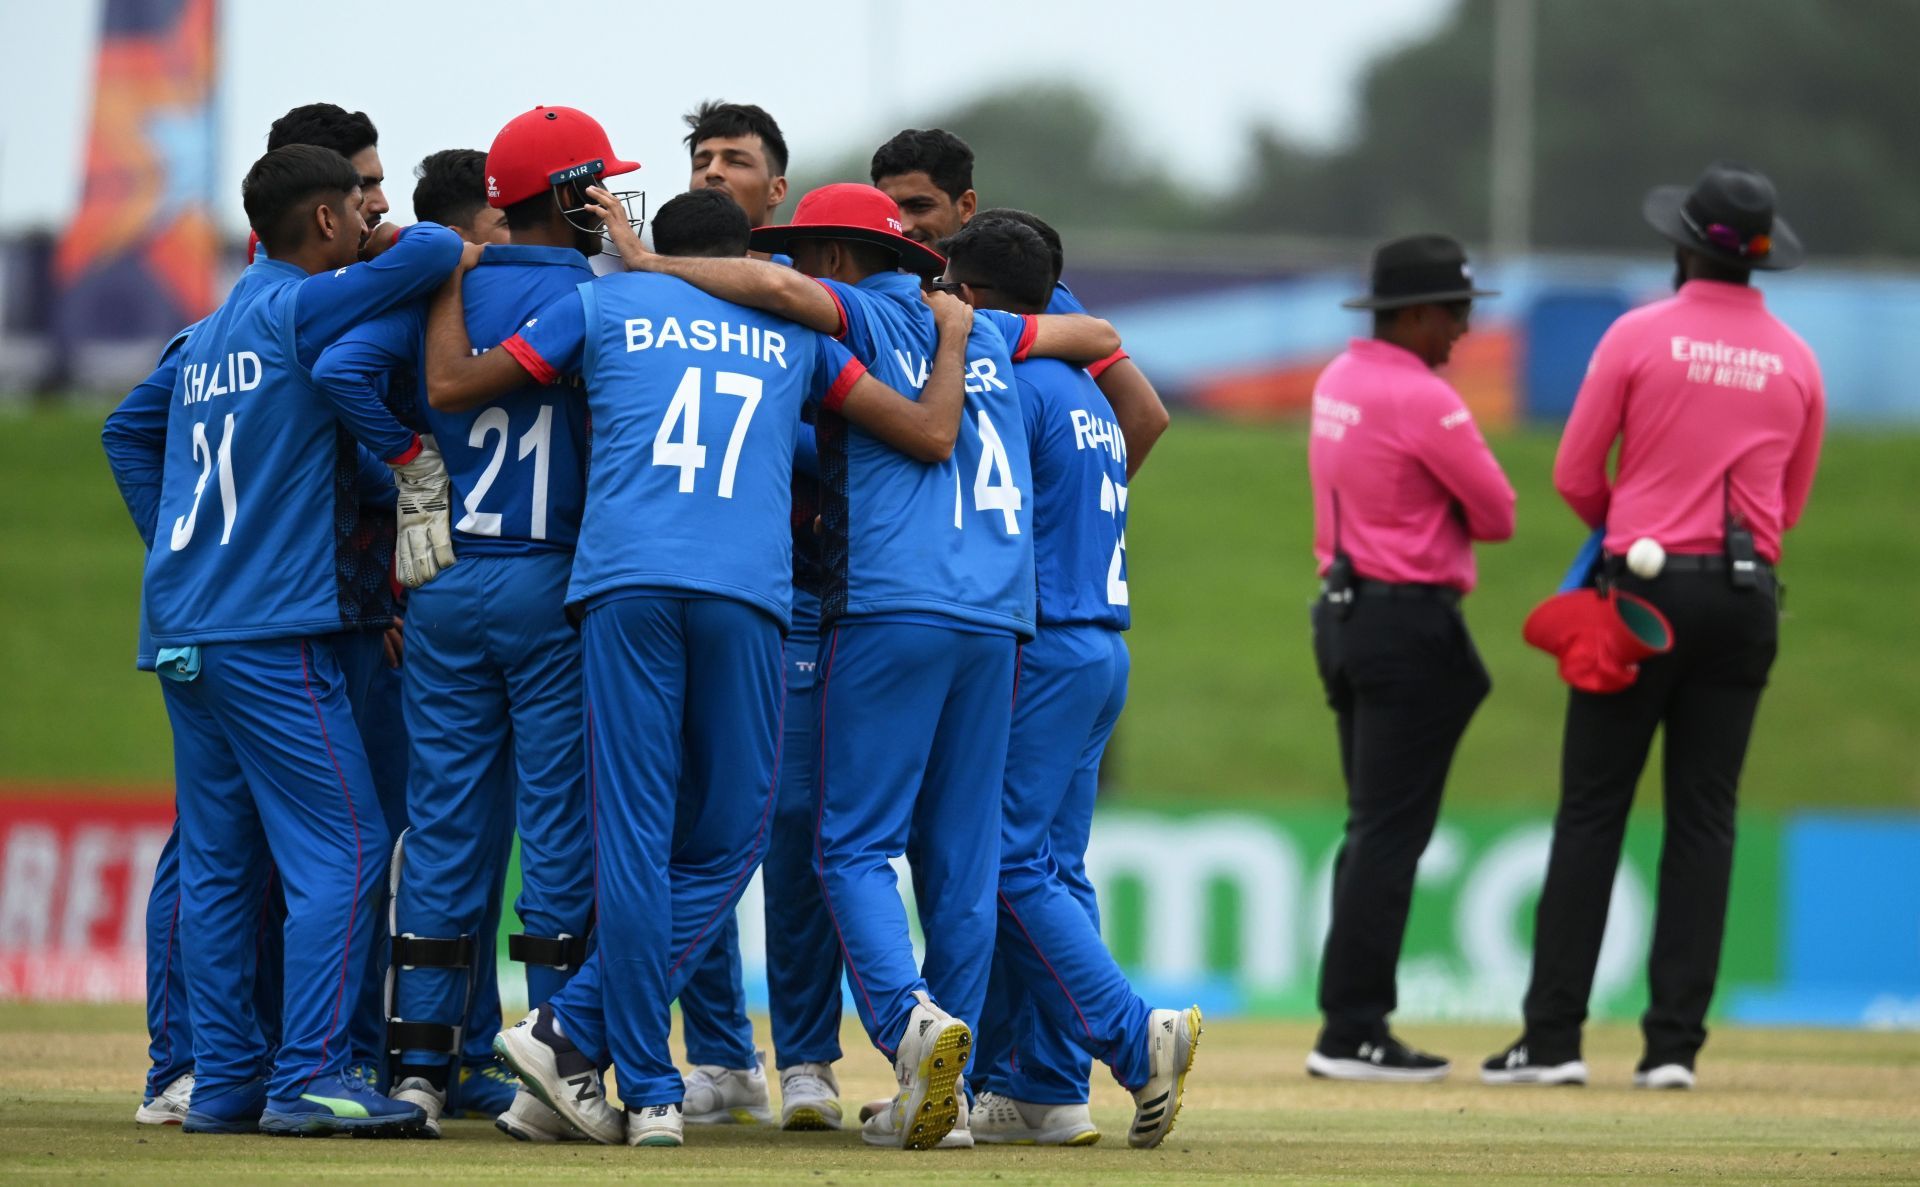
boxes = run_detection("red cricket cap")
[1523,588,1674,694]
[749,183,947,276]
[486,106,639,209]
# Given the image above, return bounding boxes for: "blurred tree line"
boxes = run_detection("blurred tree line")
[799,0,1920,258]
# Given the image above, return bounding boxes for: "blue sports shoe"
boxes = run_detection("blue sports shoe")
[260,1071,428,1138]
[448,1059,520,1120]
[344,1060,382,1092]
[182,1075,267,1135]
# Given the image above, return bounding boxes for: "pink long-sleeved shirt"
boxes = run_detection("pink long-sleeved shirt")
[1554,280,1825,564]
[1309,338,1516,593]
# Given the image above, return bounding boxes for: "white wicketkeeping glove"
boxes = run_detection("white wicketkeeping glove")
[391,437,455,588]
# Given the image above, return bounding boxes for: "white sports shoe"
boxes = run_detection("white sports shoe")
[1129,1005,1203,1149]
[389,1076,446,1139]
[494,1007,625,1145]
[1633,1063,1696,1090]
[971,1091,1100,1146]
[494,1088,583,1142]
[778,1062,844,1131]
[626,1102,684,1147]
[134,1072,194,1125]
[682,1052,774,1125]
[859,991,971,1150]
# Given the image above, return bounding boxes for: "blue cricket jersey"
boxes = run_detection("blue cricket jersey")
[1016,357,1131,630]
[505,273,865,629]
[313,244,595,555]
[141,225,462,646]
[814,272,1036,640]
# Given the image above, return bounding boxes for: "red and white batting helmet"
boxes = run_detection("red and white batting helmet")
[485,106,639,209]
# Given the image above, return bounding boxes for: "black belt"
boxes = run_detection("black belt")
[1321,579,1462,607]
[1605,554,1776,576]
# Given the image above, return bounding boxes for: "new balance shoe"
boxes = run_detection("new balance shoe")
[388,1076,445,1139]
[135,1072,194,1125]
[1633,1061,1696,1090]
[493,1007,624,1146]
[181,1075,266,1135]
[1481,1040,1589,1086]
[1306,1034,1451,1083]
[495,1088,584,1142]
[260,1071,428,1137]
[626,1102,684,1147]
[450,1059,520,1120]
[1129,1005,1203,1149]
[970,1091,1100,1146]
[682,1052,774,1124]
[860,991,970,1150]
[778,1062,843,1131]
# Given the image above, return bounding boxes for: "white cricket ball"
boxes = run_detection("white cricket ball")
[1626,537,1666,579]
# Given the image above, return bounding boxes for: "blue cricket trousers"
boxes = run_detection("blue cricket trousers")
[163,637,389,1105]
[546,593,782,1108]
[979,625,1151,1094]
[814,621,1014,1060]
[392,553,592,1066]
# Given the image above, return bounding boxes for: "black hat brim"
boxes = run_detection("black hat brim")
[748,223,947,276]
[1642,185,1804,272]
[1341,287,1500,311]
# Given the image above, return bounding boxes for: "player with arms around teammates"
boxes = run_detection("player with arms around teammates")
[110,143,464,1137]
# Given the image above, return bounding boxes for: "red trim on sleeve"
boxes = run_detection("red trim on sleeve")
[1011,315,1040,363]
[501,334,559,386]
[1086,348,1129,380]
[386,434,423,467]
[814,278,850,340]
[821,357,868,413]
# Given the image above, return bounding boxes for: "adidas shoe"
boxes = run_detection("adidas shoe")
[493,1007,625,1145]
[1305,1034,1451,1083]
[495,1088,584,1142]
[778,1062,843,1131]
[1129,1005,1202,1149]
[859,991,970,1150]
[450,1059,520,1120]
[971,1091,1100,1146]
[1633,1061,1696,1090]
[1480,1040,1589,1086]
[682,1052,774,1124]
[388,1076,445,1139]
[260,1071,428,1137]
[626,1102,684,1147]
[181,1074,266,1135]
[135,1072,194,1125]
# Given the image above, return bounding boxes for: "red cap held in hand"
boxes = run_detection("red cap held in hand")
[486,106,639,209]
[748,183,947,276]
[1523,588,1674,694]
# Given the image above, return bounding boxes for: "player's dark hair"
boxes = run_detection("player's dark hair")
[870,128,974,199]
[243,144,359,255]
[974,206,1064,286]
[411,149,489,228]
[938,218,1053,311]
[652,189,752,258]
[266,102,378,160]
[501,190,554,232]
[683,100,789,176]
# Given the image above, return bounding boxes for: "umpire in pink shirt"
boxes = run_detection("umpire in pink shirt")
[1484,163,1824,1090]
[1305,235,1515,1083]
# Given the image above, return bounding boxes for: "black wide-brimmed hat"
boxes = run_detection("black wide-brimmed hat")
[1643,161,1803,272]
[1341,234,1500,310]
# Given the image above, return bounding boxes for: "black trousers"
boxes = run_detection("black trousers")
[1522,570,1779,1066]
[1311,593,1490,1047]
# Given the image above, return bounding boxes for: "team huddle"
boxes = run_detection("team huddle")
[101,99,1184,1150]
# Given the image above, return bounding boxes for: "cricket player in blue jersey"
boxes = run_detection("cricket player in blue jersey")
[313,111,625,1139]
[120,143,464,1137]
[937,218,1200,1150]
[599,182,1121,1150]
[427,187,976,1149]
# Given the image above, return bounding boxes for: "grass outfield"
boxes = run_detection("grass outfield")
[1,405,1915,810]
[1,1007,1916,1183]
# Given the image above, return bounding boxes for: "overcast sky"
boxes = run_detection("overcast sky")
[0,0,1451,232]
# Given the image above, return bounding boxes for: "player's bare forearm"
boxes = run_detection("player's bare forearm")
[838,293,969,462]
[424,263,524,411]
[644,255,840,335]
[1098,358,1171,478]
[1028,314,1122,365]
